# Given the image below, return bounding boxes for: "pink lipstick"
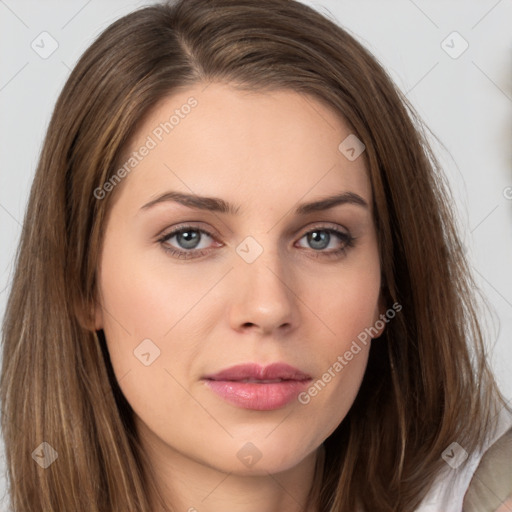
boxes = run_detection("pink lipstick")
[202,363,311,411]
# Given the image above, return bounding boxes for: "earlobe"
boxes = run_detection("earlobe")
[93,298,104,331]
[73,295,104,332]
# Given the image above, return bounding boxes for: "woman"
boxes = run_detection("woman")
[1,0,511,511]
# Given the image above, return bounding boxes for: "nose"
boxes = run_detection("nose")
[228,246,299,337]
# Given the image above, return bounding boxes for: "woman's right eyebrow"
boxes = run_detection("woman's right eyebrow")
[138,190,369,216]
[140,190,239,215]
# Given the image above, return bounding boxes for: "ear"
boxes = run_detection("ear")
[93,298,104,331]
[74,294,104,332]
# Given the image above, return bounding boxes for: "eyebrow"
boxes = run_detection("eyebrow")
[139,190,368,215]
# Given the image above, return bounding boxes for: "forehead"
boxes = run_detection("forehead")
[114,82,371,214]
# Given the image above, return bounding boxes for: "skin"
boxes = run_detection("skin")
[495,497,512,512]
[94,82,385,512]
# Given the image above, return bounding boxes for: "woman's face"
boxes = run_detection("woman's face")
[95,82,384,477]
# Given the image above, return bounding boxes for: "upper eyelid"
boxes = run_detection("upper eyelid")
[159,222,350,247]
[160,221,349,237]
[158,223,218,241]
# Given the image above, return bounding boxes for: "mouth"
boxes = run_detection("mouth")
[220,378,290,383]
[202,363,312,411]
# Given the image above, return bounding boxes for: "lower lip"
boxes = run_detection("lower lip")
[204,379,311,411]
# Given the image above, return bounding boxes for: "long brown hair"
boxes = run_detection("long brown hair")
[1,0,509,510]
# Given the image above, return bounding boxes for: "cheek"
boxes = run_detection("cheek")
[97,239,202,340]
[311,257,382,346]
[96,246,205,424]
[95,235,176,382]
[96,239,221,395]
[294,289,374,455]
[295,255,380,430]
[305,346,370,447]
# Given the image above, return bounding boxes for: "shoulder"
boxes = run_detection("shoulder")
[415,408,512,512]
[463,424,512,512]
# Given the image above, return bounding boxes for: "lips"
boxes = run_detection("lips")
[204,363,311,382]
[202,363,312,411]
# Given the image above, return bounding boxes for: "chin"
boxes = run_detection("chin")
[204,437,318,476]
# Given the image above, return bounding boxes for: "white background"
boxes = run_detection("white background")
[1,0,511,509]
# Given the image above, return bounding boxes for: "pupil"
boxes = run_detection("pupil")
[178,230,199,249]
[309,230,329,250]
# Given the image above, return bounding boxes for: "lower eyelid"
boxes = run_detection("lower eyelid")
[159,226,353,256]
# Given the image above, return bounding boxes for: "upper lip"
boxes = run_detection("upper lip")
[203,363,311,382]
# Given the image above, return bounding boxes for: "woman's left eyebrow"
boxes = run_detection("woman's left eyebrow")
[139,190,368,215]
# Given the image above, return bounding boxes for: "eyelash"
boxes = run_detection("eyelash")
[157,224,356,261]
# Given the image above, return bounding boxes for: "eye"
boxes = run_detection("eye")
[157,223,356,260]
[157,225,220,260]
[295,226,355,259]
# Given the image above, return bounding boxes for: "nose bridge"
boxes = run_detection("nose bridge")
[229,233,298,333]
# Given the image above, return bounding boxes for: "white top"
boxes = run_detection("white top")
[415,406,512,512]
